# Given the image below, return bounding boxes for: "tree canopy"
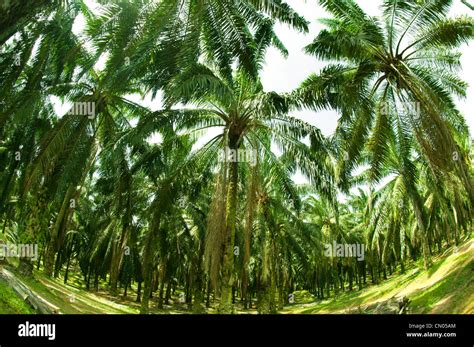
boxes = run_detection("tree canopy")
[0,0,472,314]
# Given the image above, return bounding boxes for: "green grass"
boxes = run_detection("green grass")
[0,278,34,314]
[409,253,473,313]
[15,271,139,314]
[283,238,473,314]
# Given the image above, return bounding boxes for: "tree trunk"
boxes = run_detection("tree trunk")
[136,280,142,303]
[44,186,74,276]
[64,254,71,284]
[218,141,239,313]
[140,226,157,314]
[410,193,431,269]
[157,262,167,309]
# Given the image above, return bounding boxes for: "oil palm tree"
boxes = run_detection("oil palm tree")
[0,0,85,130]
[295,0,473,202]
[353,110,472,270]
[138,56,333,312]
[19,66,150,276]
[82,0,308,93]
[0,0,74,46]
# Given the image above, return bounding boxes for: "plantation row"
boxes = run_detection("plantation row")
[0,0,472,313]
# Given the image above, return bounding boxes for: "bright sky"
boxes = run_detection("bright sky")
[260,0,474,137]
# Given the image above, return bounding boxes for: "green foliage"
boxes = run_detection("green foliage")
[0,0,472,315]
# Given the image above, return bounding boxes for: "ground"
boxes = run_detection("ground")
[283,238,473,314]
[0,278,34,314]
[0,238,472,314]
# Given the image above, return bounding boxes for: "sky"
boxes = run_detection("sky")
[260,0,474,137]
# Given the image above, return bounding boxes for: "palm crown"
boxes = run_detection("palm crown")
[296,0,473,200]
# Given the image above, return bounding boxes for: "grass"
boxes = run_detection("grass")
[409,253,473,314]
[283,238,473,314]
[16,271,139,314]
[0,278,34,314]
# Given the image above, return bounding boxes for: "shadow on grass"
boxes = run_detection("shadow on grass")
[295,268,421,314]
[427,257,446,277]
[292,242,473,314]
[410,256,473,314]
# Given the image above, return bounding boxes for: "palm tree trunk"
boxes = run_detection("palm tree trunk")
[165,280,172,305]
[205,278,211,308]
[218,142,239,313]
[109,242,120,295]
[110,225,129,295]
[44,186,74,276]
[136,280,142,302]
[158,262,167,309]
[192,247,206,313]
[140,225,158,314]
[409,193,431,269]
[64,251,72,284]
[242,169,257,310]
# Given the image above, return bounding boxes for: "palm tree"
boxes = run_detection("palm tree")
[148,57,333,312]
[0,2,90,271]
[295,0,473,200]
[0,0,472,315]
[135,135,197,313]
[82,0,308,93]
[16,63,150,277]
[0,0,309,282]
[294,0,473,268]
[0,0,71,46]
[461,0,474,11]
[0,0,85,131]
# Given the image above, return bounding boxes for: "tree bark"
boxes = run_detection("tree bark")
[218,140,239,313]
[44,186,74,277]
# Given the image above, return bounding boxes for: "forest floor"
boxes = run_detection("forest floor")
[283,238,473,314]
[0,237,472,314]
